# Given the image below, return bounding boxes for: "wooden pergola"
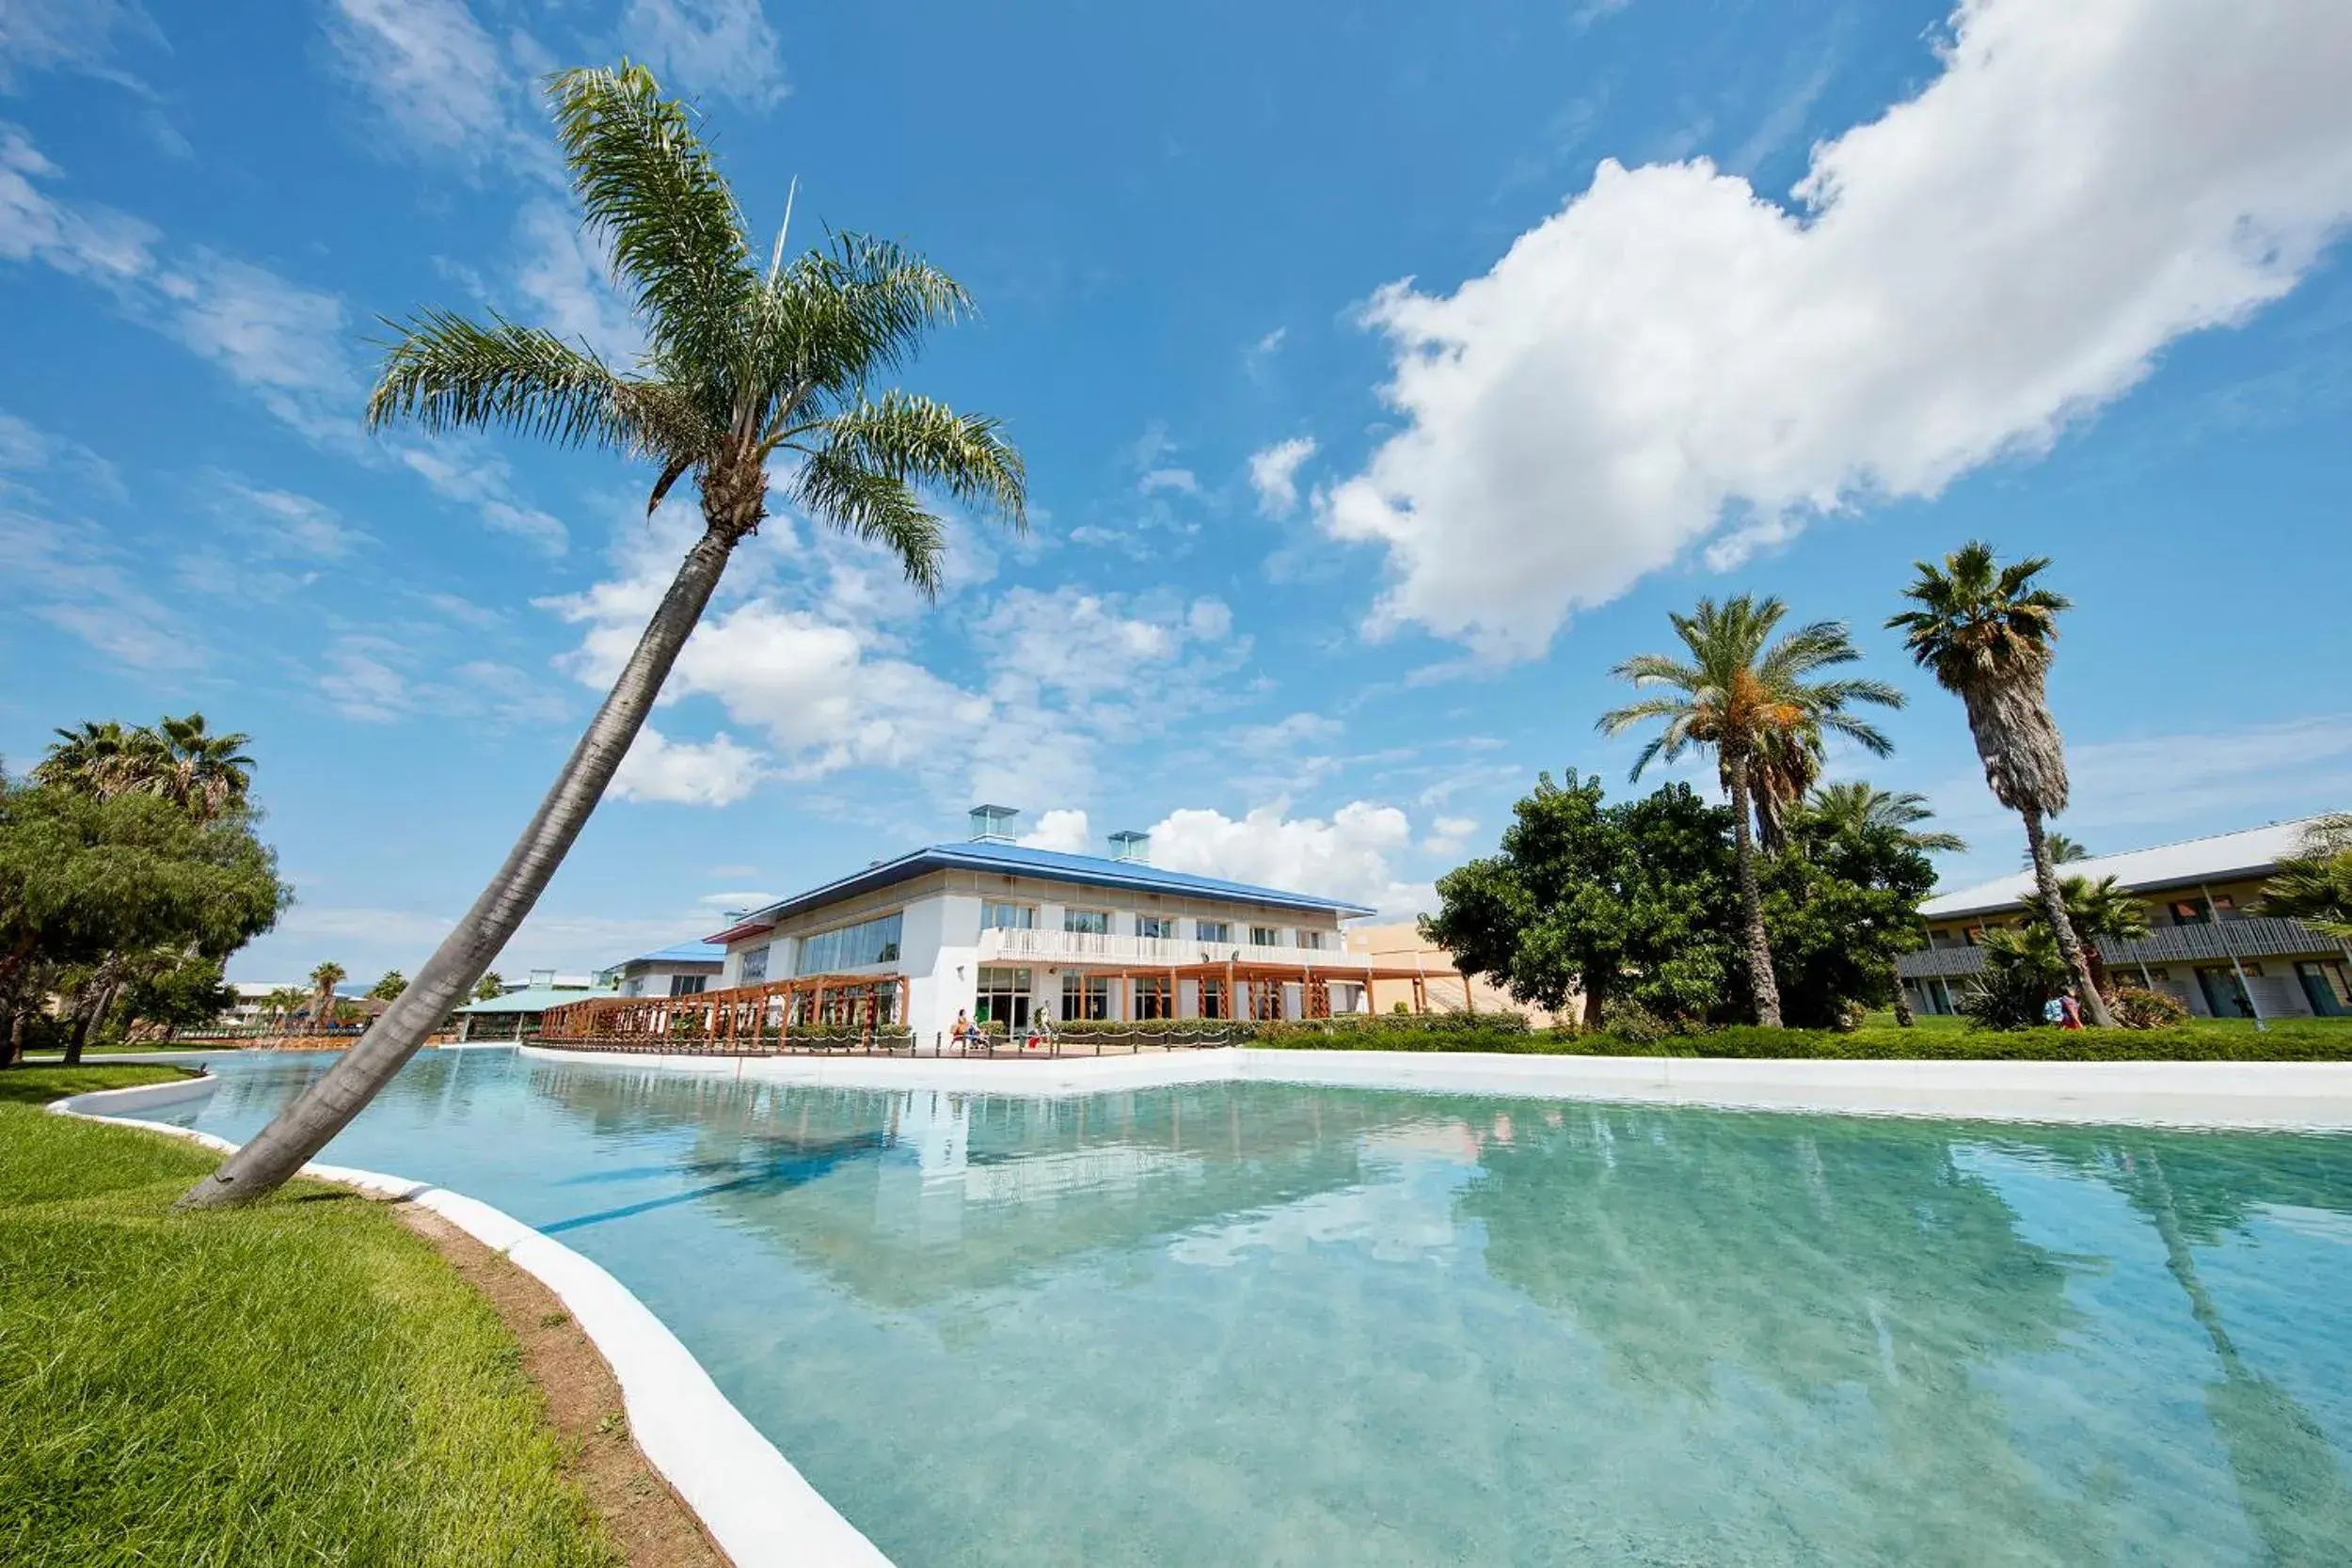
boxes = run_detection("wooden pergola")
[1034,958,1463,1023]
[540,973,905,1049]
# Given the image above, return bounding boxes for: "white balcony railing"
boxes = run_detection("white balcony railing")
[977,927,1370,971]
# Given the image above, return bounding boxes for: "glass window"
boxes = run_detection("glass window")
[1137,914,1176,940]
[623,976,644,997]
[797,911,904,974]
[1062,974,1111,1021]
[981,901,1034,930]
[739,944,770,985]
[1250,926,1280,947]
[1199,978,1228,1019]
[976,967,1030,1028]
[1196,920,1232,943]
[1064,908,1109,935]
[669,974,707,996]
[1133,975,1173,1019]
[1298,930,1327,951]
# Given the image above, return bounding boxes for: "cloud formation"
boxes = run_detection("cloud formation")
[612,726,766,806]
[1323,0,2352,657]
[1248,436,1317,518]
[620,0,787,107]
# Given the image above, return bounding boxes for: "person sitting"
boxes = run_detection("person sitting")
[949,1009,977,1052]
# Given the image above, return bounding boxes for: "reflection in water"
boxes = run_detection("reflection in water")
[153,1051,2352,1568]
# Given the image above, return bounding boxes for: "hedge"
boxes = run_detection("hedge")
[1248,1019,2352,1062]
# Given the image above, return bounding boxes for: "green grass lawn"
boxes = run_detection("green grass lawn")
[0,1064,615,1567]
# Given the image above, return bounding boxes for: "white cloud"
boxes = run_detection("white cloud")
[1138,467,1199,496]
[1017,807,1093,854]
[1247,436,1317,518]
[1149,801,1433,917]
[324,0,512,161]
[1423,816,1479,856]
[621,0,787,107]
[611,726,765,806]
[157,251,360,442]
[0,0,160,92]
[0,122,157,279]
[318,634,412,721]
[512,200,644,364]
[1323,0,2352,657]
[0,434,191,670]
[215,480,369,561]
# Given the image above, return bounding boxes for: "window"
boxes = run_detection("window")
[1133,975,1173,1019]
[1199,978,1228,1019]
[2171,894,2235,926]
[669,974,707,997]
[739,944,770,985]
[622,977,644,998]
[1250,926,1280,947]
[981,901,1034,930]
[1064,908,1109,935]
[1196,919,1232,943]
[1298,930,1327,951]
[976,967,1030,1028]
[797,911,903,974]
[1137,914,1176,940]
[1062,974,1111,1021]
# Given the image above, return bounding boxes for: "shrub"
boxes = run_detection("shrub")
[1959,927,2068,1031]
[1597,997,1669,1045]
[2110,986,2189,1030]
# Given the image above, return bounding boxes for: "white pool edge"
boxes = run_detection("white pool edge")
[46,1072,893,1568]
[517,1043,2352,1131]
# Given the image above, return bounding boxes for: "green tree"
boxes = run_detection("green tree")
[2026,831,2090,866]
[0,783,286,1065]
[1798,783,1964,1025]
[367,970,407,1002]
[33,713,252,822]
[1598,595,1901,1027]
[2047,873,2149,996]
[2261,814,2352,941]
[262,986,308,1032]
[1889,542,2113,1026]
[188,63,1025,1207]
[119,954,238,1040]
[472,972,508,1003]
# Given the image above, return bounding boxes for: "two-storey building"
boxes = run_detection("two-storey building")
[1899,816,2351,1021]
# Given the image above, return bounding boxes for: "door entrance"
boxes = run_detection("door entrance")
[2196,965,2254,1019]
[2296,959,2351,1017]
[976,967,1031,1029]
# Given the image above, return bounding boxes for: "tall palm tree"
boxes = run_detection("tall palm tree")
[308,961,346,1037]
[147,714,255,822]
[262,986,307,1033]
[1599,595,1902,1028]
[182,63,1025,1208]
[1888,542,2113,1025]
[1803,783,1965,1026]
[32,721,156,798]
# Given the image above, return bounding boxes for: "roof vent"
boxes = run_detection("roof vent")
[1107,830,1151,864]
[969,804,1020,844]
[527,968,556,990]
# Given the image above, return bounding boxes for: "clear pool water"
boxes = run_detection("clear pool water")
[147,1049,2352,1566]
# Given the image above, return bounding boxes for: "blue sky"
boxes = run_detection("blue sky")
[3,0,2347,984]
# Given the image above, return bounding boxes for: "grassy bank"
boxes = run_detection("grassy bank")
[1252,1017,2352,1061]
[0,1065,615,1566]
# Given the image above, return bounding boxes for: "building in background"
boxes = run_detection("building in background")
[1342,925,1560,1024]
[596,942,725,998]
[548,808,1467,1045]
[451,967,607,1041]
[1899,817,2352,1021]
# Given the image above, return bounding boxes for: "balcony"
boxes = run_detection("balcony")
[977,927,1374,971]
[1899,916,2343,980]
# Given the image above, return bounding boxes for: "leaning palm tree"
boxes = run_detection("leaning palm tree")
[1804,783,1965,1025]
[1599,595,1902,1028]
[183,62,1024,1209]
[1888,542,2113,1025]
[307,961,346,1037]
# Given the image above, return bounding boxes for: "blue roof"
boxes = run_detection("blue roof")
[627,941,726,967]
[721,841,1375,935]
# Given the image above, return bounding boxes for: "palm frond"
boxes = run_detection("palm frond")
[787,450,946,598]
[368,309,677,454]
[791,391,1026,526]
[547,64,754,374]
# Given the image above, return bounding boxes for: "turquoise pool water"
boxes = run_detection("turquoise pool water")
[147,1049,2352,1566]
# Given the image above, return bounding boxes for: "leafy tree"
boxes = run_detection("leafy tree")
[34,713,252,822]
[1797,784,1964,1025]
[472,973,507,1003]
[1889,542,2112,1024]
[0,782,286,1065]
[189,63,1025,1207]
[1764,795,1946,1029]
[367,970,407,1002]
[119,954,237,1040]
[1598,595,1900,1027]
[262,987,308,1031]
[2262,813,2352,941]
[1425,773,1740,1027]
[308,961,347,1036]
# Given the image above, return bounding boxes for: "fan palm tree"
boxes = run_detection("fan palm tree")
[2261,814,2352,941]
[1800,782,1964,1027]
[472,972,508,1003]
[262,986,307,1033]
[307,961,346,1036]
[146,714,255,822]
[1888,542,2113,1025]
[1599,595,1902,1028]
[367,970,407,1002]
[32,720,157,798]
[2022,831,2089,868]
[182,63,1025,1209]
[2044,872,2150,996]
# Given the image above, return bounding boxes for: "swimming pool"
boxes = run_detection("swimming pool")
[147,1048,2352,1565]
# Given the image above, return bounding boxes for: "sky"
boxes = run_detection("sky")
[3,0,2349,985]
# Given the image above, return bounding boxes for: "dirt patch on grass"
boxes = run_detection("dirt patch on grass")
[394,1206,731,1568]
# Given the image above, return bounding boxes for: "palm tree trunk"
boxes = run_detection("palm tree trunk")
[178,522,742,1209]
[1726,753,1784,1028]
[2021,806,2114,1027]
[1889,957,1915,1027]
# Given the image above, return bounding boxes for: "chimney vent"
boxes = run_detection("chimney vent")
[969,804,1020,844]
[1107,830,1151,864]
